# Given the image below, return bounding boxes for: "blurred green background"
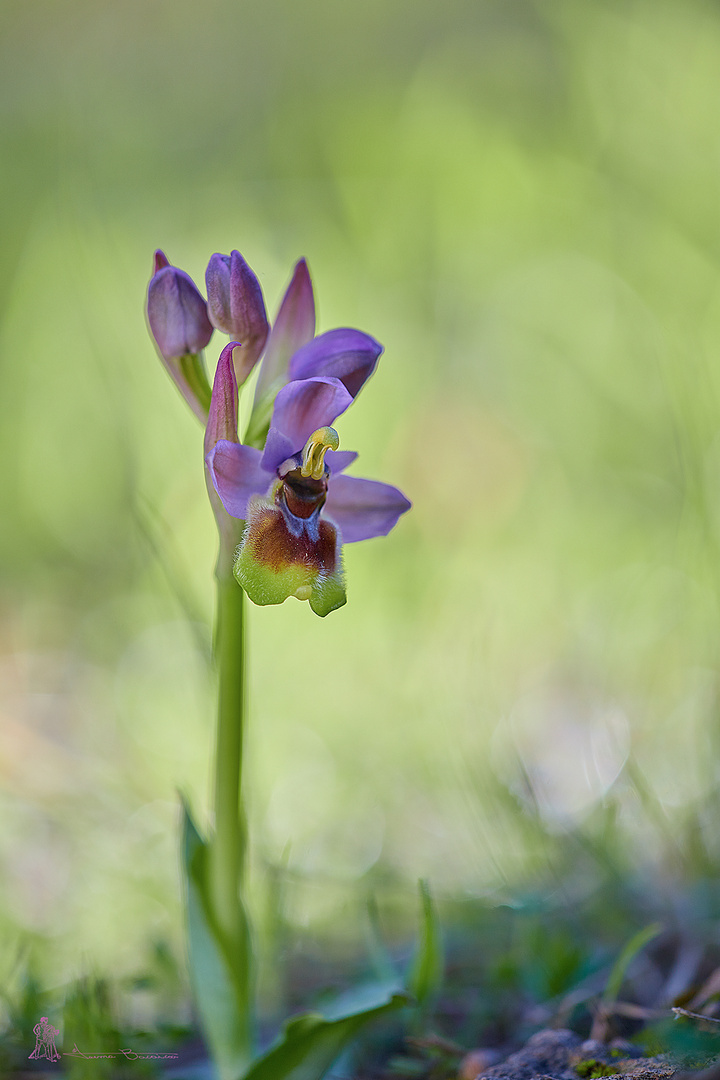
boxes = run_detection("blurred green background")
[3,0,720,1025]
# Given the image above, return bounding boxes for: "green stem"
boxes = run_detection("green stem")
[189,518,254,1078]
[177,351,212,416]
[212,568,248,937]
[211,555,254,1069]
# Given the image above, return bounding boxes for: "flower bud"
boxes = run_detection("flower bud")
[146,252,214,421]
[147,257,213,359]
[205,251,269,384]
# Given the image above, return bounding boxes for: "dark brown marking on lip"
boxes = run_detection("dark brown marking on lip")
[245,500,338,575]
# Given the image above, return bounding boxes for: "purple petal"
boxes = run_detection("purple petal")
[261,426,295,472]
[323,474,411,542]
[288,328,383,398]
[206,440,271,520]
[255,258,316,402]
[147,265,213,358]
[204,342,241,455]
[261,377,353,471]
[325,450,358,474]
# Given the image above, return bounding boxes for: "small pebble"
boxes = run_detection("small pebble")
[459,1049,504,1079]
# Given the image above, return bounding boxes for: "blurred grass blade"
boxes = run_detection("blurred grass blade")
[407,880,443,1010]
[182,798,253,1080]
[602,922,663,1006]
[365,893,398,985]
[240,989,408,1080]
[63,975,118,1080]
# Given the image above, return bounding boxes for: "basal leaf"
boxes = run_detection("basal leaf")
[181,798,253,1080]
[240,988,409,1080]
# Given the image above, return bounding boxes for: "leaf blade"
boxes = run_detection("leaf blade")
[181,798,254,1080]
[240,989,409,1080]
[602,922,663,1006]
[407,880,443,1011]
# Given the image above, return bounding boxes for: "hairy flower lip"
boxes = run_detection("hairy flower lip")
[234,493,346,616]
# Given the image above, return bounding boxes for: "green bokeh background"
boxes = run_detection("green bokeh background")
[2,0,720,1007]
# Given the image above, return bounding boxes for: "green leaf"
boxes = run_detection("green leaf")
[240,988,409,1080]
[406,880,443,1011]
[181,798,254,1080]
[602,922,663,1006]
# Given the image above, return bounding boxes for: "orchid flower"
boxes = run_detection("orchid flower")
[206,332,411,616]
[147,248,410,615]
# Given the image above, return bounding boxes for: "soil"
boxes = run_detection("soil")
[457,1029,675,1080]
